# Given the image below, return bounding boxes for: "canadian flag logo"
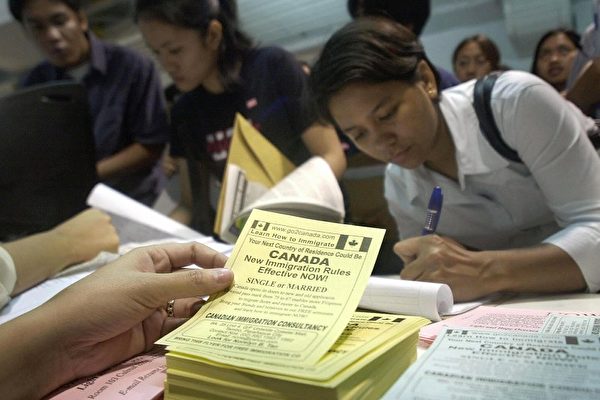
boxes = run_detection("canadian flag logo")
[335,235,372,252]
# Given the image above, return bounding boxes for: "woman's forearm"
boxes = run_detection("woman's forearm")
[0,306,70,399]
[97,143,163,180]
[481,243,587,295]
[301,123,347,179]
[3,231,73,295]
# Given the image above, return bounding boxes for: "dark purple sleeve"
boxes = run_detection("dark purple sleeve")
[266,47,313,136]
[124,56,169,145]
[19,63,57,88]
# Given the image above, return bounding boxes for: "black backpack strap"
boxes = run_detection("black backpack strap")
[473,72,523,163]
[590,120,600,149]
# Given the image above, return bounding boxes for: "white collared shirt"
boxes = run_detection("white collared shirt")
[385,71,600,291]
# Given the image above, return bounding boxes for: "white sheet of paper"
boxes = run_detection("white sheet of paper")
[384,328,600,399]
[358,276,493,321]
[359,276,452,321]
[87,183,202,240]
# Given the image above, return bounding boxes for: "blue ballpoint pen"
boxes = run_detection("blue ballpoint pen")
[421,186,443,235]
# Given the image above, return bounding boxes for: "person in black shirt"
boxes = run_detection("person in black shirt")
[135,0,346,234]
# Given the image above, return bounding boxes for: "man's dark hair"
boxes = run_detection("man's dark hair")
[347,0,431,36]
[9,0,82,22]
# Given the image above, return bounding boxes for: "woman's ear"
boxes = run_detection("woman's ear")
[417,60,438,100]
[77,10,89,33]
[205,19,223,50]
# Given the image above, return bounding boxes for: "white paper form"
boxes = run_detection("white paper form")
[541,314,600,335]
[419,306,600,347]
[359,277,453,321]
[358,275,497,321]
[384,329,600,400]
[87,183,203,240]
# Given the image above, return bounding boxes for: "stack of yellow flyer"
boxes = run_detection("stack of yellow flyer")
[164,312,427,399]
[158,209,429,399]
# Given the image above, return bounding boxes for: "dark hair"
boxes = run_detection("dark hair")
[530,28,581,75]
[134,0,253,89]
[9,0,82,22]
[452,34,501,71]
[309,17,439,124]
[347,0,431,36]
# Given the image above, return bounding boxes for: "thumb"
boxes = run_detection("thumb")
[393,237,421,264]
[149,268,234,306]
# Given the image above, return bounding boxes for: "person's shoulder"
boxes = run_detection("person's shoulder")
[435,66,460,90]
[246,46,304,83]
[102,40,155,69]
[28,60,53,74]
[20,61,55,87]
[498,70,545,85]
[248,46,297,69]
[253,46,292,60]
[494,70,550,99]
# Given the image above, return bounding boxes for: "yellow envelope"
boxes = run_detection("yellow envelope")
[214,113,296,235]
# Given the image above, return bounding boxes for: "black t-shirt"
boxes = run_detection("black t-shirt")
[170,46,313,233]
[170,46,313,171]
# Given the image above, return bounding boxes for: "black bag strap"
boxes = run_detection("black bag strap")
[474,72,600,163]
[590,121,600,148]
[473,72,523,163]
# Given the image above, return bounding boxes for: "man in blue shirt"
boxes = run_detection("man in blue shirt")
[9,0,169,205]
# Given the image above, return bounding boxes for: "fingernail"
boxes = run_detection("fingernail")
[212,268,233,283]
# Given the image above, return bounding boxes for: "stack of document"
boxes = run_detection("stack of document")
[163,312,428,400]
[158,209,429,399]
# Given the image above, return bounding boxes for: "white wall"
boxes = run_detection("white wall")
[423,0,594,73]
[279,0,596,75]
[0,0,596,86]
[0,2,10,25]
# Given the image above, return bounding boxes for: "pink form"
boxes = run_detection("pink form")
[45,350,166,400]
[419,305,600,347]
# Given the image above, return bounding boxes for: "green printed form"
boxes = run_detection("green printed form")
[157,209,385,371]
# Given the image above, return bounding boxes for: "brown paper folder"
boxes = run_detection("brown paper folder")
[214,114,295,237]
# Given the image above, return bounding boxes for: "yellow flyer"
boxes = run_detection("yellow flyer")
[157,209,385,369]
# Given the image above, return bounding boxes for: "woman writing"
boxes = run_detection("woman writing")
[134,0,346,234]
[309,18,600,301]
